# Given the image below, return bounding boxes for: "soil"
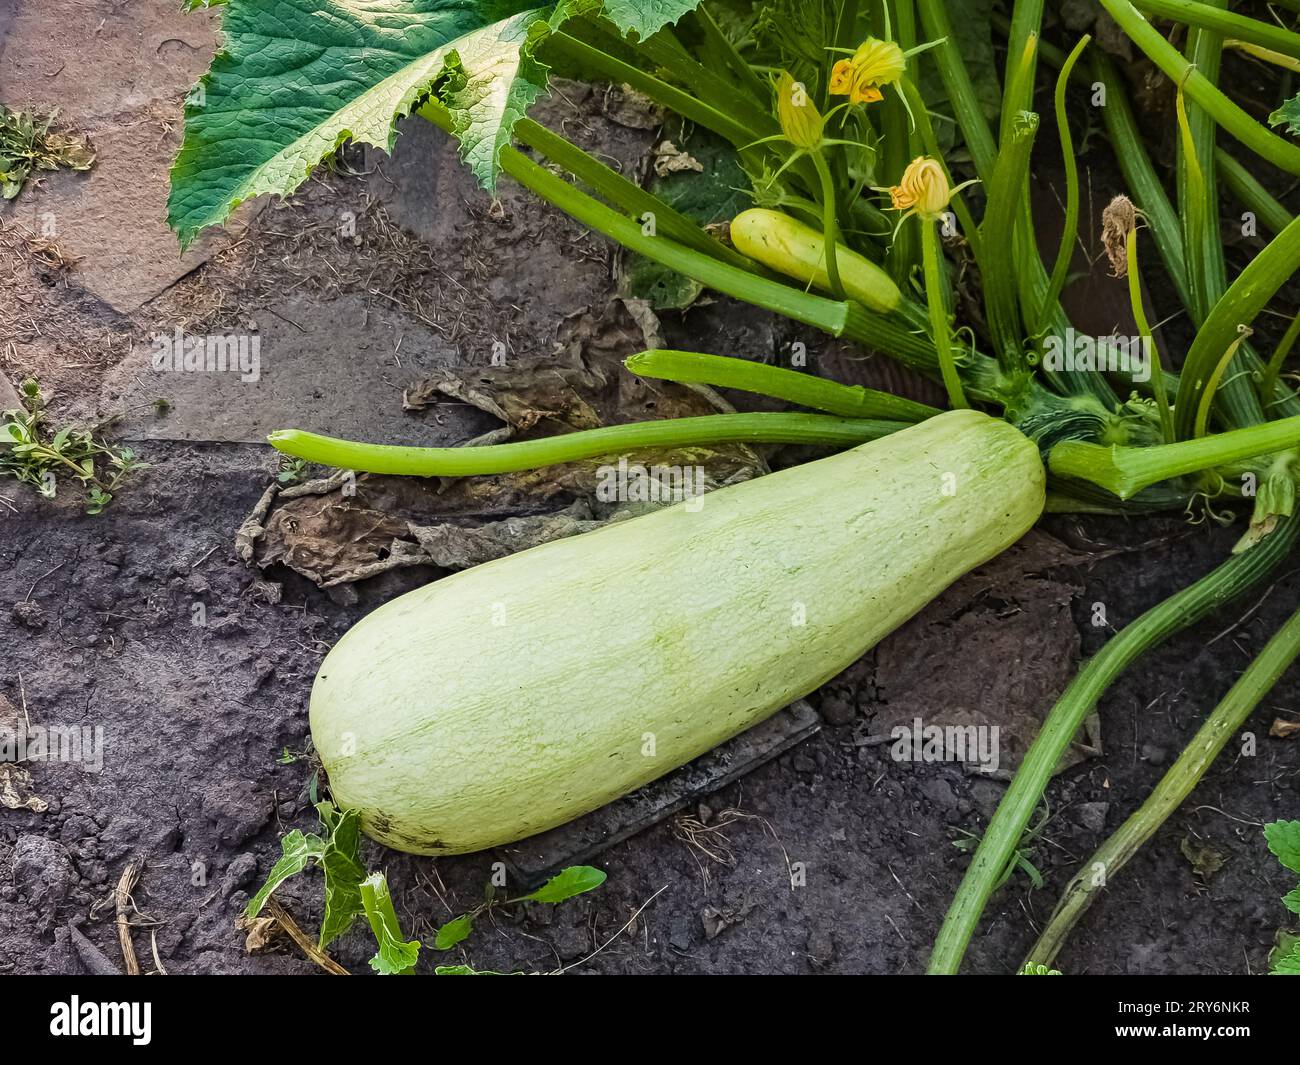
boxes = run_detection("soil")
[1,1,1297,976]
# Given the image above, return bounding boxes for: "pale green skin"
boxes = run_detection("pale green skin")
[311,410,1045,855]
[730,207,902,313]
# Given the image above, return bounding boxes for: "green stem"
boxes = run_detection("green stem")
[511,117,759,273]
[1048,412,1300,498]
[546,32,765,150]
[916,0,998,177]
[1125,230,1175,444]
[981,108,1039,373]
[877,0,920,285]
[1133,0,1300,61]
[811,152,846,299]
[1036,35,1090,339]
[1192,326,1255,439]
[622,25,777,139]
[267,414,905,476]
[692,5,770,102]
[624,350,940,421]
[1025,586,1300,970]
[1098,0,1300,176]
[1260,313,1300,411]
[422,101,933,366]
[1175,71,1213,327]
[1226,39,1300,73]
[1000,7,1043,132]
[1216,148,1294,237]
[928,515,1300,974]
[1174,214,1300,439]
[920,219,968,409]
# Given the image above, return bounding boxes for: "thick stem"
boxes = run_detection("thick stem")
[268,413,905,477]
[1133,0,1300,61]
[920,219,969,409]
[1025,590,1300,969]
[1217,149,1294,237]
[1098,0,1300,176]
[511,117,759,273]
[1174,214,1300,439]
[624,350,939,422]
[1048,413,1300,499]
[928,516,1300,974]
[546,31,764,150]
[981,108,1039,373]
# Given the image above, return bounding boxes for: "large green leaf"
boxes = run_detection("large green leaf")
[601,0,696,39]
[169,0,704,245]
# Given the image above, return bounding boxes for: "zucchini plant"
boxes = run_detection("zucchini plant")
[171,0,1300,974]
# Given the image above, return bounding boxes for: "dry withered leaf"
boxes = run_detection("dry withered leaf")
[1270,718,1300,739]
[236,914,280,953]
[1101,195,1137,277]
[1180,836,1227,881]
[652,140,703,178]
[238,299,767,587]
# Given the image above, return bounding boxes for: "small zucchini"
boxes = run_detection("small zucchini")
[731,207,902,313]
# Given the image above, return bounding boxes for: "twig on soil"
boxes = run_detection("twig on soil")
[672,806,794,890]
[265,897,350,975]
[115,856,144,975]
[553,885,667,974]
[25,560,64,601]
[150,930,169,976]
[17,673,30,731]
[1188,804,1266,827]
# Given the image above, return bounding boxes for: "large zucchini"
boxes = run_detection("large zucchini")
[311,410,1044,854]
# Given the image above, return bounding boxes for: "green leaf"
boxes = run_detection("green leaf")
[360,872,422,975]
[243,829,325,919]
[1283,886,1300,916]
[521,864,606,903]
[1266,820,1300,875]
[1018,962,1062,975]
[622,124,746,310]
[434,913,476,950]
[600,0,701,41]
[1271,936,1300,976]
[317,806,366,950]
[168,0,578,246]
[1271,93,1300,138]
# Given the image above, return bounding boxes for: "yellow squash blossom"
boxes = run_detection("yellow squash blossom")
[888,156,951,220]
[775,70,824,151]
[830,37,906,104]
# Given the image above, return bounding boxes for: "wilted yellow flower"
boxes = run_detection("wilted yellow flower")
[775,70,824,151]
[829,38,906,104]
[888,156,950,219]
